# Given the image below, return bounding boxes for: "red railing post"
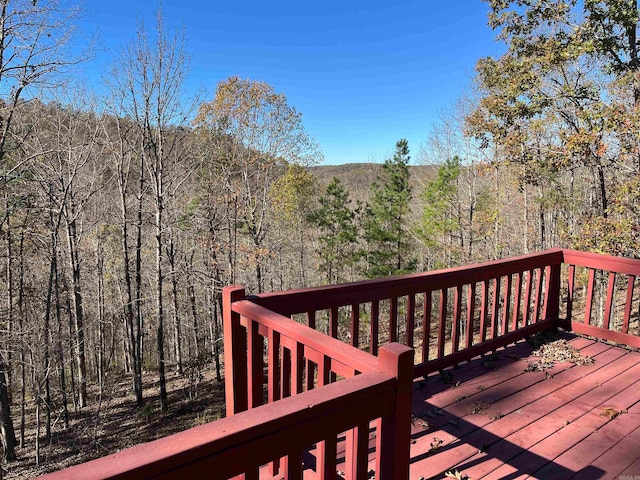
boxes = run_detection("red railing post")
[223,285,248,415]
[543,263,561,323]
[376,343,413,479]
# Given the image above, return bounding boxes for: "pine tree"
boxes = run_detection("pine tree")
[418,156,462,267]
[362,139,416,278]
[307,177,359,284]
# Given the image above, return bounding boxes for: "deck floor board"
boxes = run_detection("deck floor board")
[409,334,640,480]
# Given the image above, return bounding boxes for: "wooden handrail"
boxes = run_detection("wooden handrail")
[233,300,379,374]
[252,249,565,316]
[38,371,397,480]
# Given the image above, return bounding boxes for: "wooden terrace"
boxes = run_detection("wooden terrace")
[40,248,640,479]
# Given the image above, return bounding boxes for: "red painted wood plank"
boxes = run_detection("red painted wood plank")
[247,318,264,409]
[330,306,339,338]
[523,269,533,326]
[462,354,640,479]
[438,289,447,359]
[407,293,416,350]
[223,286,248,415]
[268,330,280,403]
[414,318,559,378]
[452,285,462,354]
[390,297,398,343]
[603,271,616,331]
[232,301,378,374]
[422,292,432,363]
[567,321,640,348]
[292,341,304,395]
[570,424,640,480]
[345,421,369,480]
[350,303,359,348]
[512,273,521,333]
[585,268,596,325]
[538,401,640,479]
[480,280,489,342]
[281,345,292,399]
[316,435,338,480]
[567,264,575,321]
[306,310,317,392]
[41,371,396,480]
[623,275,635,335]
[370,300,379,357]
[502,274,512,336]
[410,342,623,478]
[563,248,640,276]
[466,283,476,350]
[490,277,500,340]
[533,268,543,323]
[253,249,564,317]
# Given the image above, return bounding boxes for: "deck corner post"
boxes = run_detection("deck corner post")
[543,263,561,325]
[223,285,248,415]
[377,343,413,479]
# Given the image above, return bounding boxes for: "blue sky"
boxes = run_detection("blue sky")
[78,1,503,165]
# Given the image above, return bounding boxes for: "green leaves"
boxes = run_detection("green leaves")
[362,139,415,278]
[307,177,359,284]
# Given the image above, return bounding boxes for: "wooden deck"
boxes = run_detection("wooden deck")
[409,333,640,480]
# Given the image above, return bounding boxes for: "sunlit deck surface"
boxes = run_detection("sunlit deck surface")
[407,333,640,480]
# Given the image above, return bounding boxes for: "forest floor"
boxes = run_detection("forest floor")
[3,366,226,479]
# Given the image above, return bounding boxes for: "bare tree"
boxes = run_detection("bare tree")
[107,10,195,412]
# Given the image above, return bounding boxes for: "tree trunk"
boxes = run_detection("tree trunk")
[0,357,16,461]
[168,234,182,374]
[65,214,87,408]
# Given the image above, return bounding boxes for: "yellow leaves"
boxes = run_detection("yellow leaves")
[270,164,315,221]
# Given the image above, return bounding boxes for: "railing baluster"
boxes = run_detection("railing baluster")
[243,467,259,480]
[452,285,462,354]
[533,268,543,323]
[247,318,263,409]
[422,291,432,363]
[370,300,379,356]
[512,272,522,332]
[390,297,398,343]
[330,306,339,338]
[438,288,447,358]
[268,329,280,403]
[292,341,304,395]
[502,274,512,336]
[567,264,576,322]
[603,272,616,331]
[480,281,488,342]
[466,283,475,349]
[585,268,596,325]
[491,277,500,340]
[523,269,533,326]
[351,304,360,347]
[319,354,331,386]
[306,310,316,391]
[407,294,416,349]
[281,346,291,398]
[346,421,370,480]
[283,450,303,480]
[623,275,635,335]
[316,435,337,480]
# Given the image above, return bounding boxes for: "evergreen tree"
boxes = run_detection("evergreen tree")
[418,156,462,267]
[362,139,416,278]
[307,177,358,284]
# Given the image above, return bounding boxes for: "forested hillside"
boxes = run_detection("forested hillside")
[1,0,640,477]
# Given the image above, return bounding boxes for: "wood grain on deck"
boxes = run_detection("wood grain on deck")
[409,334,640,480]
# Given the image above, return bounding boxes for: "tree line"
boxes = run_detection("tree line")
[0,0,639,471]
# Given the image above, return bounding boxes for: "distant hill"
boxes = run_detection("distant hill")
[308,163,434,203]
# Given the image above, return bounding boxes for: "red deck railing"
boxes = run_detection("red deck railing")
[38,248,640,479]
